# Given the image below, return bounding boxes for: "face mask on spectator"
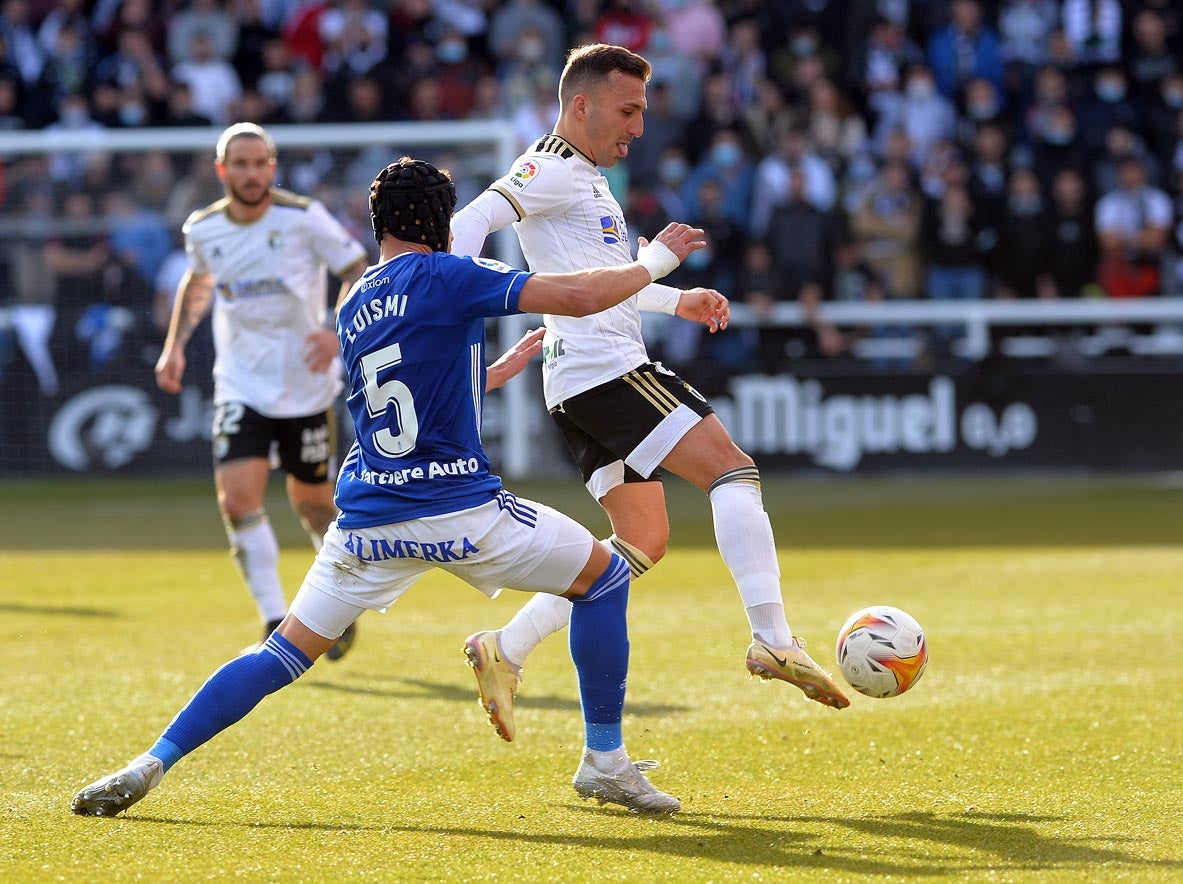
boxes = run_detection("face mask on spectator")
[437,40,467,64]
[518,37,544,63]
[710,142,743,168]
[791,36,818,56]
[658,157,688,185]
[120,102,146,126]
[1163,88,1183,109]
[967,99,998,120]
[1043,126,1075,146]
[906,78,935,100]
[1095,80,1126,103]
[1008,195,1042,215]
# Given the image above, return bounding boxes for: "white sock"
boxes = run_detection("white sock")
[227,512,287,624]
[498,592,571,667]
[708,468,794,647]
[496,534,653,666]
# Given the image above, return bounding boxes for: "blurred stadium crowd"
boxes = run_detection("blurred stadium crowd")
[2,0,1183,388]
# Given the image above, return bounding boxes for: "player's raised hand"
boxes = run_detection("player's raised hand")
[304,329,340,373]
[486,327,546,391]
[154,346,186,394]
[676,288,730,333]
[641,222,707,263]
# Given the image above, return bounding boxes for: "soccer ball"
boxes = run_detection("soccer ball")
[835,606,928,698]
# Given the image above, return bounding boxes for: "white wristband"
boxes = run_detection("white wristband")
[636,240,680,282]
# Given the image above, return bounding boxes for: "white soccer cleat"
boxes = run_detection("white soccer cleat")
[746,637,850,709]
[463,630,520,742]
[572,750,681,815]
[71,754,164,817]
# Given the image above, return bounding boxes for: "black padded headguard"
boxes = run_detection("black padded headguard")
[370,157,457,251]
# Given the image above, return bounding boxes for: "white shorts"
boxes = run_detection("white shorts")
[290,490,595,640]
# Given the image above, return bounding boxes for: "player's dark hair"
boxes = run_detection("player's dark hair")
[559,43,651,107]
[369,157,457,251]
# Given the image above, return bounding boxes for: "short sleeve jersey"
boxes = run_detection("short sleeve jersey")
[183,188,367,417]
[333,251,531,528]
[487,135,652,409]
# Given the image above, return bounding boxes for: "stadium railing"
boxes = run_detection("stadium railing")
[726,297,1183,362]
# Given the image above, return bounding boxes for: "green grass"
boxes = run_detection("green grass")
[2,474,1182,883]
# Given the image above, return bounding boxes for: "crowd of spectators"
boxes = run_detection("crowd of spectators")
[2,0,1183,387]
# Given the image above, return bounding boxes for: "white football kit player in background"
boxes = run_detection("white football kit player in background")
[184,183,360,418]
[451,43,850,725]
[155,123,367,656]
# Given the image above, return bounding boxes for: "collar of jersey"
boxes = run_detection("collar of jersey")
[547,133,595,166]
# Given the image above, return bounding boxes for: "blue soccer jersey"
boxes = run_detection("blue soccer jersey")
[334,252,530,528]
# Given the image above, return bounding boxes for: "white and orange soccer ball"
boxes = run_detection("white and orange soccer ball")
[835,606,928,698]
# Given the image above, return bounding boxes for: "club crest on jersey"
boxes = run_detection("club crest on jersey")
[508,161,538,190]
[268,230,283,249]
[600,215,623,244]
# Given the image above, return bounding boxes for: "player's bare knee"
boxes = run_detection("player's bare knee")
[222,508,268,533]
[295,500,337,536]
[219,491,262,522]
[610,529,666,567]
[641,537,668,565]
[711,453,755,485]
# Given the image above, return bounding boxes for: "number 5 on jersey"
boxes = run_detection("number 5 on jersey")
[361,342,418,457]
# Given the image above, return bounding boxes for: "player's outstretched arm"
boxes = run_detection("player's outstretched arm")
[485,327,546,392]
[518,223,705,317]
[155,269,214,394]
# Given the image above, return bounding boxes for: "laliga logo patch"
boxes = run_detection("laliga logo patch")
[600,215,621,244]
[509,160,538,190]
[268,230,283,249]
[474,257,515,274]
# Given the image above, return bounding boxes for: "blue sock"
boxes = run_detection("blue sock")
[148,633,312,772]
[569,553,630,752]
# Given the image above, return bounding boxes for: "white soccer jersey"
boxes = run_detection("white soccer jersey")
[486,135,678,409]
[184,188,367,417]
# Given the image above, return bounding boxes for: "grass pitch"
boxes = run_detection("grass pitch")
[2,474,1181,883]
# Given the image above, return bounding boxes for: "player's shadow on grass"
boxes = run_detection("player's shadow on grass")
[0,602,119,618]
[125,807,1180,877]
[301,675,689,718]
[723,808,1180,876]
